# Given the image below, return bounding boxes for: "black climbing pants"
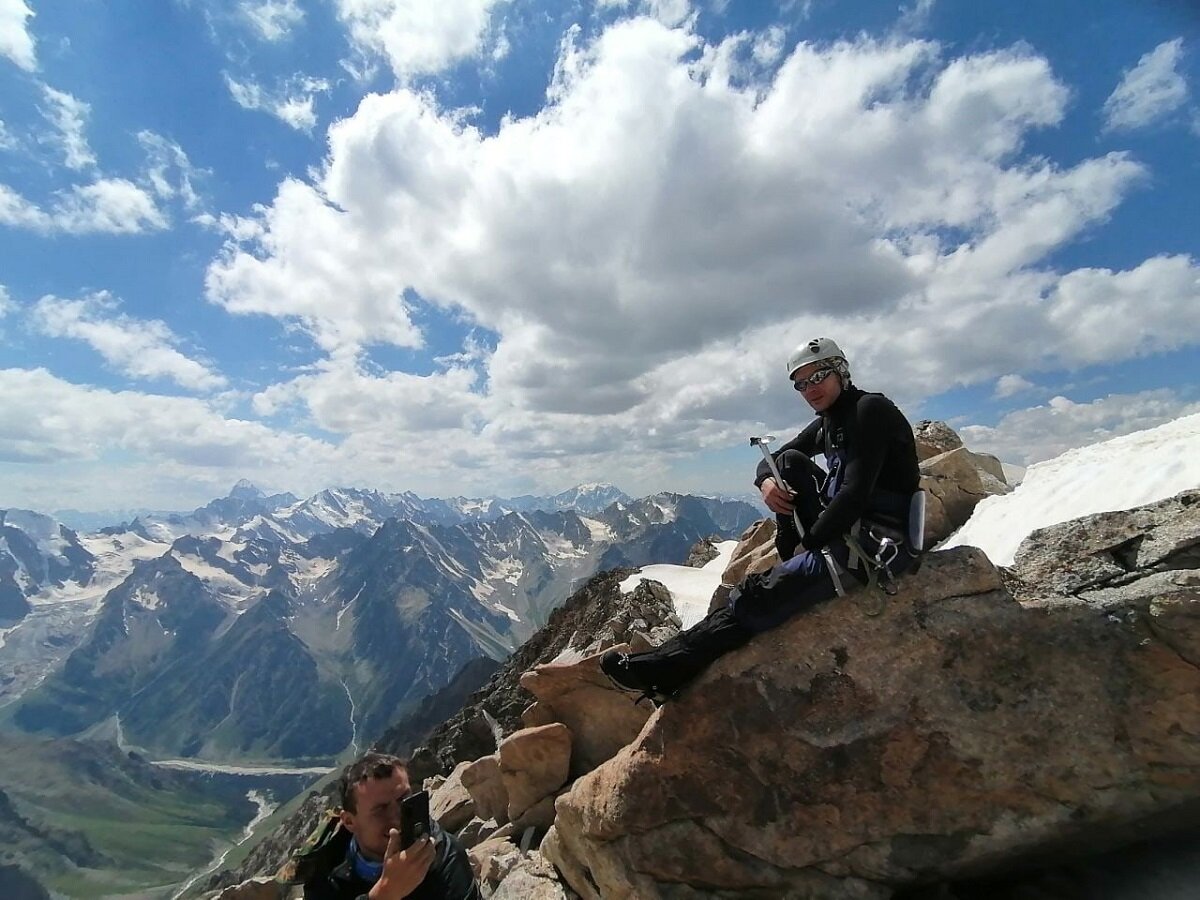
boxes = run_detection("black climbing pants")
[620,536,849,696]
[621,510,916,697]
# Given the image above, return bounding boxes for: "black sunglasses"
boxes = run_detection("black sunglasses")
[792,367,837,392]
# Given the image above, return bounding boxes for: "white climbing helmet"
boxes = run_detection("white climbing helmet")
[785,337,850,380]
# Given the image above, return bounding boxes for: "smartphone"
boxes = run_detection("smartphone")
[400,790,431,849]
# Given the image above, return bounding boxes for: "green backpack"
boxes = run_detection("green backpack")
[280,809,350,885]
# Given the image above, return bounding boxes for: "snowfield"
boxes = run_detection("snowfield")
[617,413,1199,623]
[620,541,738,629]
[942,412,1200,566]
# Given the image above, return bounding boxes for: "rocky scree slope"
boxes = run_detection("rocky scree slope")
[199,567,683,894]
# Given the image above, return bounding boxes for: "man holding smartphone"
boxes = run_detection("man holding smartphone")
[303,752,482,900]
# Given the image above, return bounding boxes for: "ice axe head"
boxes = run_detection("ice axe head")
[749,435,776,447]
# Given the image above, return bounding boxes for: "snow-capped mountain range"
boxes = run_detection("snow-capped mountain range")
[0,483,759,764]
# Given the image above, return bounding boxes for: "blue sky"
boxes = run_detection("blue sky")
[0,0,1197,514]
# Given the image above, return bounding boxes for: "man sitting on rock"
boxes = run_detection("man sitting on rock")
[602,337,921,702]
[303,752,481,900]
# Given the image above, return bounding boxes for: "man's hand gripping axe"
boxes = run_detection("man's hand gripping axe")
[750,435,846,597]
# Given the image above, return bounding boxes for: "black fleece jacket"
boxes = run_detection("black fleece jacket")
[755,385,919,550]
[302,823,481,900]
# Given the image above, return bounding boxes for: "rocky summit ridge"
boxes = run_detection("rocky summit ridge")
[201,423,1200,900]
[544,489,1200,898]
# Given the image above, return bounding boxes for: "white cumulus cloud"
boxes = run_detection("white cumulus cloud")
[0,365,517,509]
[994,374,1034,399]
[0,0,36,71]
[1043,255,1200,365]
[0,368,338,509]
[0,178,168,234]
[198,18,1192,490]
[47,178,168,233]
[751,25,786,66]
[29,292,228,391]
[960,390,1200,467]
[1103,38,1189,132]
[251,354,484,434]
[335,0,510,80]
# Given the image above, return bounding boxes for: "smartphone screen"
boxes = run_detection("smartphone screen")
[400,790,431,849]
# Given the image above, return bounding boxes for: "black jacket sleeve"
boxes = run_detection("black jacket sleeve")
[421,829,482,900]
[803,395,899,550]
[753,418,822,488]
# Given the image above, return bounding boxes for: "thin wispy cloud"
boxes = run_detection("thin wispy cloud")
[241,0,304,41]
[138,130,205,209]
[751,25,786,66]
[29,292,228,391]
[0,122,202,234]
[897,0,936,33]
[1103,38,1189,131]
[40,86,96,171]
[0,117,18,151]
[225,73,332,131]
[643,0,691,27]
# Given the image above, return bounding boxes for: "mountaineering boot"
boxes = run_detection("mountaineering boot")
[600,650,674,706]
[601,606,756,704]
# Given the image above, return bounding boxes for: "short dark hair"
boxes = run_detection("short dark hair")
[337,752,408,813]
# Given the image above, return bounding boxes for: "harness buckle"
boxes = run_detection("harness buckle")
[873,534,899,570]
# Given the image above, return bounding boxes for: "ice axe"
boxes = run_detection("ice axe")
[750,435,846,597]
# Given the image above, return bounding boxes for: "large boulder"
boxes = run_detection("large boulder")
[512,794,559,833]
[455,816,505,850]
[429,760,476,833]
[545,490,1200,899]
[913,420,964,461]
[461,755,509,825]
[498,723,572,822]
[921,446,1009,546]
[490,850,575,899]
[717,518,780,588]
[520,650,655,778]
[683,537,722,568]
[469,833,523,888]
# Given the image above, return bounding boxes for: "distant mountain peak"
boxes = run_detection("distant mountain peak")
[549,483,630,514]
[229,479,264,500]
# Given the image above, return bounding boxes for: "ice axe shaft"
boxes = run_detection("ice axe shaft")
[750,436,801,536]
[749,435,846,597]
